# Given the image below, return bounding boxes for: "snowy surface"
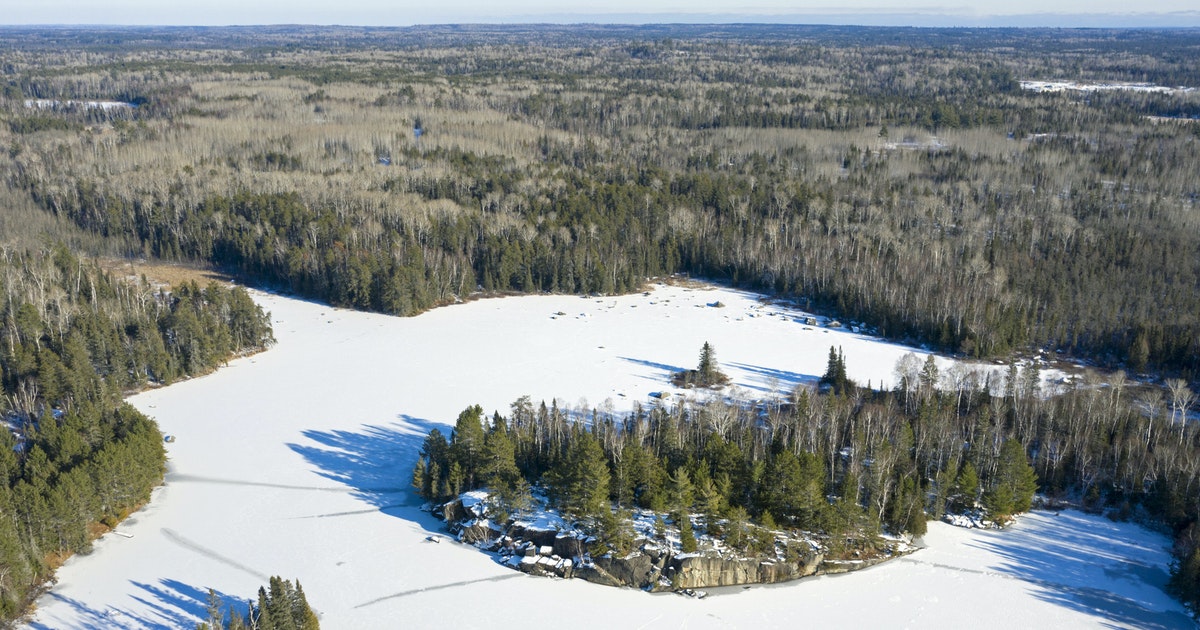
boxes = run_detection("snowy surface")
[24,282,1190,629]
[1020,80,1196,94]
[24,99,137,110]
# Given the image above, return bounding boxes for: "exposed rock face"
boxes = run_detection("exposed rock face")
[668,551,823,589]
[507,523,558,548]
[438,496,914,591]
[458,519,500,545]
[592,552,658,588]
[571,562,624,587]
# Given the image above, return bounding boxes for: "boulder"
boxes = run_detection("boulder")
[458,519,499,546]
[517,555,551,577]
[508,523,559,549]
[552,532,587,558]
[573,562,624,588]
[440,498,468,523]
[593,553,656,589]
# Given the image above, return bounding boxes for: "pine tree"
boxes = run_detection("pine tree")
[653,514,667,541]
[202,588,223,630]
[984,440,1038,523]
[677,510,697,553]
[292,581,319,630]
[951,462,980,513]
[821,346,852,393]
[667,467,695,513]
[595,506,634,555]
[698,342,716,380]
[546,431,610,520]
[410,457,427,497]
[450,405,485,489]
[233,577,319,630]
[919,354,939,393]
[723,505,750,551]
[482,417,529,517]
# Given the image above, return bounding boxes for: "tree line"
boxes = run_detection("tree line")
[198,576,319,630]
[3,27,1198,377]
[0,244,273,623]
[413,346,1200,607]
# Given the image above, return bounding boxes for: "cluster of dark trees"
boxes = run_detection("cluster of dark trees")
[413,344,1200,607]
[198,576,319,630]
[413,349,1052,555]
[0,244,273,622]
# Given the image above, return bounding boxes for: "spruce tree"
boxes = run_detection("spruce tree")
[667,467,695,513]
[698,342,716,380]
[821,346,852,393]
[546,431,610,520]
[984,440,1038,522]
[677,510,697,553]
[482,417,529,516]
[450,405,485,489]
[951,462,980,513]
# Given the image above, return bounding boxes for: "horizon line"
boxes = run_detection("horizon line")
[5,11,1200,29]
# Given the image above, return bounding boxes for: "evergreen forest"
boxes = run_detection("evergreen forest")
[0,233,273,620]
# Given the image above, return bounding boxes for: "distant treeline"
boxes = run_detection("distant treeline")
[0,245,273,622]
[5,28,1199,378]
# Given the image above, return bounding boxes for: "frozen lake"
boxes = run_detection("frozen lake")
[25,282,1191,629]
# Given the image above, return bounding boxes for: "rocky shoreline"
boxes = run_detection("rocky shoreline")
[439,495,916,592]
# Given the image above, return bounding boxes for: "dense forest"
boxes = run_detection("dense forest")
[413,347,1190,568]
[0,240,273,621]
[1,26,1198,376]
[1,22,1200,618]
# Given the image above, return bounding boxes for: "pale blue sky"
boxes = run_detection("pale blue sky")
[4,0,1200,26]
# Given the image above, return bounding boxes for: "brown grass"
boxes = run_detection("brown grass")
[98,258,232,290]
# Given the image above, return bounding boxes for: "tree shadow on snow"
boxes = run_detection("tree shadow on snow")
[966,511,1193,629]
[619,356,687,381]
[726,362,819,394]
[28,578,246,630]
[286,415,446,533]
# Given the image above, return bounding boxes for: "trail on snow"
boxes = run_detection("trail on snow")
[353,574,525,608]
[161,529,270,581]
[168,473,407,494]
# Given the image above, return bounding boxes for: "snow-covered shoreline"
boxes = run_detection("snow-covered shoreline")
[24,282,1190,629]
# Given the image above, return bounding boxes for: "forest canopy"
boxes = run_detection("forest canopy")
[0,242,274,621]
[1,25,1198,378]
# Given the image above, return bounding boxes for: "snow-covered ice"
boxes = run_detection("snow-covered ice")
[24,282,1190,629]
[1020,80,1196,95]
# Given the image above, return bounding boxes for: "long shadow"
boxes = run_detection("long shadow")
[965,511,1192,629]
[29,578,247,630]
[619,356,686,378]
[286,415,446,533]
[727,362,819,394]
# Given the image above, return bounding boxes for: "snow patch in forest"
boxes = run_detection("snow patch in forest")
[1020,80,1196,94]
